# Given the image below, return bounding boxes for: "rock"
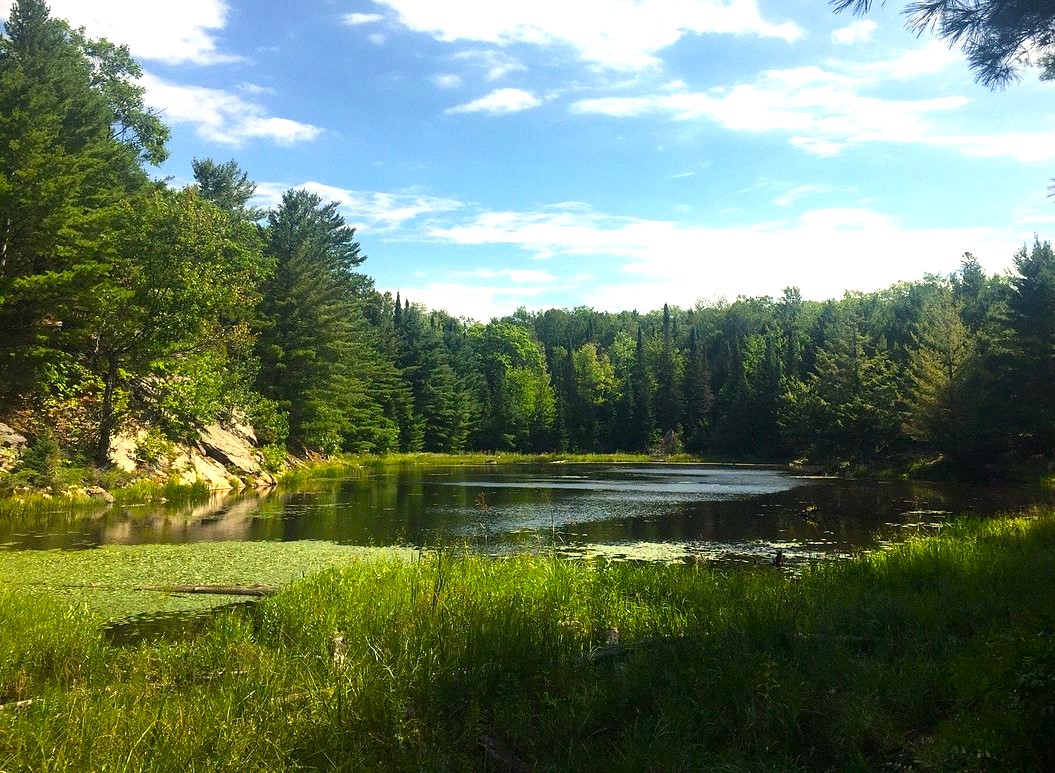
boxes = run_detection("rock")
[0,422,27,450]
[226,410,258,446]
[109,429,147,473]
[199,423,263,476]
[0,422,27,471]
[84,485,115,503]
[173,448,234,491]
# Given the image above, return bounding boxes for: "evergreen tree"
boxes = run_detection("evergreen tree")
[0,0,162,403]
[906,286,984,465]
[627,328,654,451]
[781,305,902,462]
[192,158,264,221]
[394,300,468,451]
[256,189,400,452]
[654,303,683,435]
[993,238,1055,456]
[682,327,715,452]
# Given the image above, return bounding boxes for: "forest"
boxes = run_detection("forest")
[2,0,1055,485]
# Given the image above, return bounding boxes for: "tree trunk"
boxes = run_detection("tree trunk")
[95,357,119,466]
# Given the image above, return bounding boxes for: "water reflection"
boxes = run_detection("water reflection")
[1,464,1051,561]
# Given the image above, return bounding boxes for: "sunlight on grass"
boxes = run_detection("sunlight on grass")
[0,512,1052,770]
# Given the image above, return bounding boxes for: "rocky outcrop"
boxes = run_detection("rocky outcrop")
[199,423,263,477]
[109,428,147,473]
[0,422,27,471]
[107,420,277,491]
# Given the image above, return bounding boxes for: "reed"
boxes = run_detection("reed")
[1,512,1052,770]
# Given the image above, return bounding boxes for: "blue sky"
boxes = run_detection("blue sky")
[25,0,1055,319]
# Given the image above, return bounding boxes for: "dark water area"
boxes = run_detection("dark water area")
[2,463,1053,563]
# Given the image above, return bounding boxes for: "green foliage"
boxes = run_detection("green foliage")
[13,430,60,488]
[256,189,402,454]
[191,157,264,221]
[834,0,1055,88]
[1,512,1054,769]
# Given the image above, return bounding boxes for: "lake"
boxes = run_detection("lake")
[3,463,1052,563]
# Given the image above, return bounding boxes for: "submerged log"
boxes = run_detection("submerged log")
[138,584,277,597]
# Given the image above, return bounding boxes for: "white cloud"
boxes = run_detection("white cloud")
[238,82,276,96]
[387,282,549,321]
[420,203,1028,318]
[254,182,463,231]
[141,73,322,145]
[456,268,557,283]
[929,131,1055,162]
[372,0,801,70]
[446,88,542,115]
[451,49,527,81]
[343,12,384,26]
[572,64,969,154]
[569,48,1055,162]
[433,73,463,89]
[852,40,962,79]
[46,0,237,65]
[368,33,387,46]
[832,19,876,46]
[772,184,843,207]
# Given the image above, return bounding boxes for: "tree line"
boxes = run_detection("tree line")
[2,0,1053,480]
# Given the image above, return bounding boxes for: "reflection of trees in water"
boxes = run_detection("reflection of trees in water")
[2,466,1053,553]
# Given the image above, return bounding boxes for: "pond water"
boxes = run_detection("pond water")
[3,463,1052,564]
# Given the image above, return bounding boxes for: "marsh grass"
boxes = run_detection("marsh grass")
[276,451,719,488]
[1,513,1054,770]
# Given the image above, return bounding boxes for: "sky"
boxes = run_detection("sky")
[15,0,1055,319]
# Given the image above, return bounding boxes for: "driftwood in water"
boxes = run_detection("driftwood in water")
[138,584,278,597]
[0,699,35,711]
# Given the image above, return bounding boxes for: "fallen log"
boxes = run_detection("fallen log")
[0,699,35,711]
[137,584,278,597]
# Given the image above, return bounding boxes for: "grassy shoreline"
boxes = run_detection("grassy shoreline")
[2,510,1053,770]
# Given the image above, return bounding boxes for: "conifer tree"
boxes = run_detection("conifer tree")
[654,303,683,435]
[256,189,401,452]
[0,0,164,402]
[627,328,654,451]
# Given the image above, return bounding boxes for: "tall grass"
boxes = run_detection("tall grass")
[276,451,722,487]
[1,512,1054,770]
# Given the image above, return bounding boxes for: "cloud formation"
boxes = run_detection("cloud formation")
[832,19,876,45]
[47,0,236,65]
[343,13,384,26]
[371,0,801,70]
[141,74,322,145]
[446,88,542,115]
[413,202,1027,319]
[569,42,1055,161]
[254,182,464,231]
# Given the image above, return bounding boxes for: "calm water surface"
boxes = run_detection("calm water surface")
[3,464,1053,563]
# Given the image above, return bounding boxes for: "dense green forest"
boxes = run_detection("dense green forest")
[2,0,1054,481]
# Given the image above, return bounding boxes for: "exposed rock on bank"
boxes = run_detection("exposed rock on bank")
[0,422,27,471]
[109,420,277,491]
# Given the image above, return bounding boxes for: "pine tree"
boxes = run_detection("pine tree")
[994,239,1055,456]
[682,327,714,452]
[394,300,468,451]
[906,288,979,454]
[654,303,683,435]
[255,189,400,452]
[192,158,264,221]
[627,328,654,451]
[0,0,164,403]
